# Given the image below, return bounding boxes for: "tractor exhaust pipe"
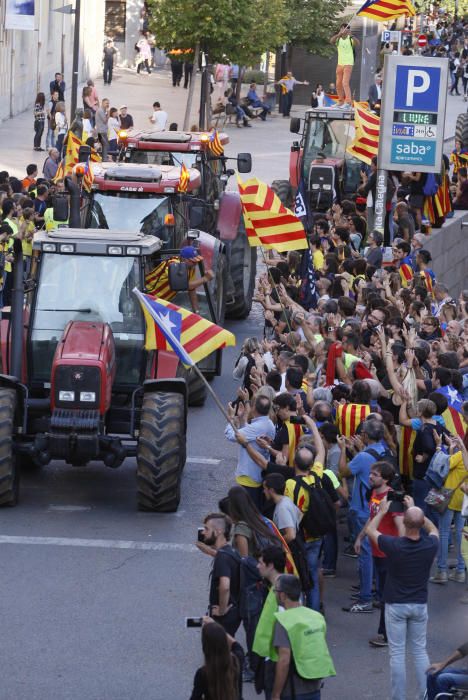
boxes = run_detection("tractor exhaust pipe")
[10,238,24,380]
[65,176,82,228]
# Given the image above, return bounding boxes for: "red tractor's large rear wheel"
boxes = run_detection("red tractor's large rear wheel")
[0,388,18,507]
[136,391,186,512]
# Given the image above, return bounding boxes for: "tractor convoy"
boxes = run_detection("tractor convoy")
[0,132,255,513]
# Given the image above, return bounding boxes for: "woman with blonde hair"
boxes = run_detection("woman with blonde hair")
[54,101,68,157]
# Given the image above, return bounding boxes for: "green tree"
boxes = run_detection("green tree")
[286,0,349,57]
[147,0,288,64]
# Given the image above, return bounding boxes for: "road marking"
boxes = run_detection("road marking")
[186,457,220,465]
[0,535,197,553]
[48,505,92,512]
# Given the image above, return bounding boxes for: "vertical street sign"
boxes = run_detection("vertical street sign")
[379,55,449,173]
[374,55,449,233]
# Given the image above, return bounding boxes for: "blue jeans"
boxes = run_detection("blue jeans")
[283,693,320,700]
[322,527,338,571]
[350,509,373,602]
[413,478,439,526]
[45,126,55,148]
[385,603,429,700]
[427,668,468,699]
[373,556,387,638]
[437,507,466,572]
[305,539,322,611]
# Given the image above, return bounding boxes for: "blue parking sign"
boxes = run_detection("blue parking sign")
[394,65,440,111]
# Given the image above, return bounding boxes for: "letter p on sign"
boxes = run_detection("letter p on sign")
[406,70,430,106]
[394,64,440,111]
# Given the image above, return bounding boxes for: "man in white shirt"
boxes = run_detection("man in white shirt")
[149,101,168,130]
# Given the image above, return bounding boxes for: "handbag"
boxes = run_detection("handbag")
[425,474,468,515]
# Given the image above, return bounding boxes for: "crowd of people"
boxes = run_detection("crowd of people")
[191,222,468,699]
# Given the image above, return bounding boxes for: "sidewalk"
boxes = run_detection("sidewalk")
[0,63,465,179]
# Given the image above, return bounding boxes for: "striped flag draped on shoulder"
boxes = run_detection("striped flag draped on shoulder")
[237,176,308,253]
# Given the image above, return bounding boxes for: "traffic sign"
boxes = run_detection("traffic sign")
[381,30,401,43]
[418,34,427,47]
[378,55,448,172]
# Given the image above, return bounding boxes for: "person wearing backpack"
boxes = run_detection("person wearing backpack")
[271,574,336,700]
[338,419,389,613]
[284,425,339,612]
[200,512,242,636]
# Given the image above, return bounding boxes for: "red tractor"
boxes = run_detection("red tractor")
[0,178,222,512]
[82,161,233,406]
[272,108,362,212]
[117,129,256,319]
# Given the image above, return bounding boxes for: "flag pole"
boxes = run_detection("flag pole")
[190,362,238,429]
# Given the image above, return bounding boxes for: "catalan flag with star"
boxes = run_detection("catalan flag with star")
[356,0,416,21]
[346,106,380,165]
[237,176,308,253]
[207,129,224,157]
[133,289,235,366]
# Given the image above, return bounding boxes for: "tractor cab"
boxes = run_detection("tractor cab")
[289,108,362,210]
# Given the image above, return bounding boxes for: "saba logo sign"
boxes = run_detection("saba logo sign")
[390,139,436,166]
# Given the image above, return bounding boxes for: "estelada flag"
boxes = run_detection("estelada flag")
[82,159,94,193]
[336,403,371,438]
[133,289,235,365]
[237,176,307,253]
[208,130,224,157]
[357,0,416,20]
[177,162,190,193]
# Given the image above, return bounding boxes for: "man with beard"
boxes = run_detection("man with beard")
[199,512,241,636]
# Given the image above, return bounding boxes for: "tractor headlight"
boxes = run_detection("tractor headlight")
[59,391,75,402]
[79,392,96,402]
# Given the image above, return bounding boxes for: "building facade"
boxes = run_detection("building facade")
[0,0,105,122]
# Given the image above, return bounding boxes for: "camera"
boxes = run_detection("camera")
[290,416,305,425]
[197,527,205,543]
[388,477,406,512]
[186,617,203,628]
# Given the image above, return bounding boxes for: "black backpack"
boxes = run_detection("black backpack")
[223,547,266,622]
[292,474,336,537]
[366,447,399,473]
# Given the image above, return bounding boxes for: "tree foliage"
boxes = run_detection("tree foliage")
[147,0,288,64]
[286,0,349,57]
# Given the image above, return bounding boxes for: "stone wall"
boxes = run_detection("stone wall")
[424,211,468,298]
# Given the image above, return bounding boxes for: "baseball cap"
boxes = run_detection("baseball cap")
[180,245,203,262]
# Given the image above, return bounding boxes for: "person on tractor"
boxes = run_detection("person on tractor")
[145,244,214,313]
[330,23,360,110]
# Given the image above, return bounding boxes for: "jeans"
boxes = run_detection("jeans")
[385,603,429,700]
[336,64,353,103]
[33,120,44,148]
[56,132,66,158]
[437,508,466,572]
[283,694,320,700]
[350,509,373,602]
[413,478,439,526]
[103,61,113,84]
[212,605,241,636]
[282,91,293,116]
[322,527,338,571]
[46,125,55,148]
[373,556,387,638]
[305,539,322,611]
[99,133,109,161]
[427,668,468,699]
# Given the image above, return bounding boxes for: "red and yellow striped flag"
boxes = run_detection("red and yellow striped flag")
[53,160,65,183]
[399,263,413,288]
[336,403,371,438]
[177,162,190,193]
[208,129,224,156]
[82,160,94,193]
[142,296,235,365]
[442,406,467,440]
[399,425,416,479]
[237,176,308,252]
[419,270,434,296]
[346,106,380,165]
[63,131,82,176]
[449,151,468,175]
[286,421,304,467]
[357,0,416,21]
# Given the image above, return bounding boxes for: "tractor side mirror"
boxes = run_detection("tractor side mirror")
[237,153,252,173]
[52,194,69,222]
[290,118,301,134]
[189,205,204,228]
[168,262,189,292]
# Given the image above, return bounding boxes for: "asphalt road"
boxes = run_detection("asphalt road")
[0,84,467,700]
